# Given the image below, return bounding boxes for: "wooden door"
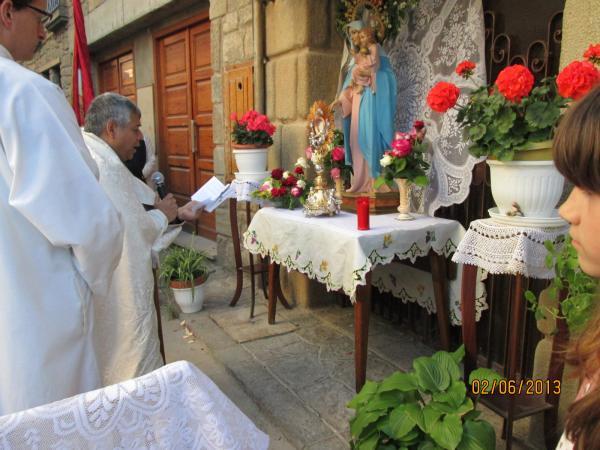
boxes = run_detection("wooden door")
[99,52,136,102]
[156,18,215,240]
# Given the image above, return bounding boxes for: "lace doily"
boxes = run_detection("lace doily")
[0,361,269,450]
[384,0,486,215]
[451,219,569,279]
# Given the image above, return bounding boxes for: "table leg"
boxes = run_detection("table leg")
[430,251,451,351]
[507,274,524,379]
[229,198,243,307]
[268,262,279,324]
[355,272,372,392]
[460,264,478,381]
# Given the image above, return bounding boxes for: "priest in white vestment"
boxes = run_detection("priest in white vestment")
[82,93,203,386]
[0,0,124,415]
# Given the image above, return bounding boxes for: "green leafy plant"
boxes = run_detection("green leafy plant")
[525,237,599,332]
[348,345,502,450]
[159,245,210,286]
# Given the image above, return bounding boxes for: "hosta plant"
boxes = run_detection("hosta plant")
[348,345,502,450]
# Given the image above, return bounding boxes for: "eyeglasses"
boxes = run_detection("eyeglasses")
[24,4,53,25]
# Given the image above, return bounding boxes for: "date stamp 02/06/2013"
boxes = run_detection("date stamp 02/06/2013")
[471,378,561,396]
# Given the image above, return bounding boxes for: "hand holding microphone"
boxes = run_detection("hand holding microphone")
[150,171,203,222]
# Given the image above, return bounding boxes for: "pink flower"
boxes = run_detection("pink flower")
[391,138,412,157]
[332,146,345,162]
[229,112,237,121]
[305,146,313,159]
[330,167,341,179]
[259,182,271,191]
[291,187,302,197]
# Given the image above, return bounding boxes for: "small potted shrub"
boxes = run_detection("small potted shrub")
[159,245,209,313]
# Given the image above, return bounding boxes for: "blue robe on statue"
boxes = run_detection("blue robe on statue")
[343,48,397,180]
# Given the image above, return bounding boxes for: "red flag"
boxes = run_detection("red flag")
[71,0,94,125]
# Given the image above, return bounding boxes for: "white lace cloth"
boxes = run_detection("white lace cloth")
[0,361,269,450]
[384,0,487,215]
[451,219,569,279]
[243,208,488,323]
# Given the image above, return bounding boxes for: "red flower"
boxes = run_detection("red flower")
[283,175,297,186]
[427,82,460,113]
[456,61,476,79]
[556,60,600,100]
[270,187,285,198]
[294,166,304,175]
[271,168,283,180]
[229,112,238,121]
[391,138,412,157]
[495,65,534,102]
[290,187,302,197]
[330,168,341,180]
[332,146,345,162]
[240,109,258,124]
[583,43,600,65]
[413,120,425,130]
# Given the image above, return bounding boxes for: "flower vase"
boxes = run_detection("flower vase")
[334,178,344,200]
[395,178,414,221]
[232,143,269,183]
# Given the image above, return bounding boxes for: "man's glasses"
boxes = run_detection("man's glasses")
[24,4,53,25]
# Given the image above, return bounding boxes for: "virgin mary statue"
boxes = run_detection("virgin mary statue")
[334,20,397,193]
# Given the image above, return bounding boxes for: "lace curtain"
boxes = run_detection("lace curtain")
[383,0,487,215]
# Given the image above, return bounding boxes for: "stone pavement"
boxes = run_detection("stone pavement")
[161,267,545,450]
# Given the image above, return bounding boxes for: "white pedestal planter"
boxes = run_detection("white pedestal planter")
[232,146,269,183]
[170,279,206,313]
[487,160,564,218]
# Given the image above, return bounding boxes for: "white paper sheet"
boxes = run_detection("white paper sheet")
[191,177,236,213]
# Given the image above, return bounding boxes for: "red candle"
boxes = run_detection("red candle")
[356,196,370,230]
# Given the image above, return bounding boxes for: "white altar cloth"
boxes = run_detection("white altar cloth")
[0,361,269,450]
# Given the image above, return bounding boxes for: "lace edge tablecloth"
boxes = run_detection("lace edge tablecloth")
[243,208,466,305]
[451,219,569,279]
[0,361,269,450]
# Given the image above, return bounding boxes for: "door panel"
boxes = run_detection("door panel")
[99,52,136,103]
[157,18,215,240]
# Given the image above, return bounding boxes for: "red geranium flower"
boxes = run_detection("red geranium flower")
[556,60,600,100]
[495,65,534,102]
[583,43,600,65]
[229,112,237,121]
[294,166,304,175]
[332,146,345,162]
[427,82,460,113]
[271,168,283,180]
[456,61,476,79]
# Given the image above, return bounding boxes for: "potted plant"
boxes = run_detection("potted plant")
[427,45,600,219]
[230,110,276,182]
[159,245,210,314]
[251,160,311,209]
[348,345,502,449]
[373,120,430,220]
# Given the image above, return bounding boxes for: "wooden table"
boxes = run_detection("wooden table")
[243,208,466,391]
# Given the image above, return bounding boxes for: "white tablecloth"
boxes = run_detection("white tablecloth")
[0,361,269,450]
[243,208,487,324]
[451,219,569,279]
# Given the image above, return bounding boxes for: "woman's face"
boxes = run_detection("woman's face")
[350,29,361,46]
[559,185,600,277]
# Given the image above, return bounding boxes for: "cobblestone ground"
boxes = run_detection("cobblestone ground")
[161,266,546,450]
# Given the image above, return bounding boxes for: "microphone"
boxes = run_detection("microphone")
[151,171,167,199]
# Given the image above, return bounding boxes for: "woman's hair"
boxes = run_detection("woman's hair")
[553,83,600,448]
[553,83,600,192]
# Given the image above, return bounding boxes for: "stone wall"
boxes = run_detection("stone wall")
[560,0,600,67]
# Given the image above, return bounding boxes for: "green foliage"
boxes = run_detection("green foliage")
[159,245,210,286]
[455,78,567,160]
[524,237,599,332]
[348,345,499,450]
[323,128,353,184]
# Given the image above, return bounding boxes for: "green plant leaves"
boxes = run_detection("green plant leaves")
[389,404,418,439]
[414,356,451,393]
[433,381,467,409]
[457,420,496,450]
[379,372,419,393]
[430,414,463,449]
[467,368,504,386]
[348,380,379,410]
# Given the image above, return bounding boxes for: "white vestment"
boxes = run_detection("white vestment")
[0,45,124,415]
[83,132,180,386]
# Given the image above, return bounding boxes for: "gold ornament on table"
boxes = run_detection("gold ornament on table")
[304,101,341,217]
